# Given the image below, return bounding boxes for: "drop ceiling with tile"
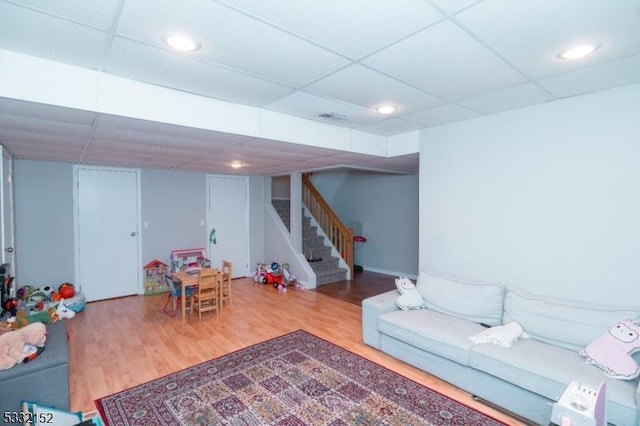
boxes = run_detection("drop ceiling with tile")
[0,0,638,175]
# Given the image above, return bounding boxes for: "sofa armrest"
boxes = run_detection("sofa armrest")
[362,290,400,349]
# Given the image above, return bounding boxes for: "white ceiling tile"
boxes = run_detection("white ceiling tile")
[0,130,88,148]
[455,0,640,79]
[363,21,527,101]
[459,83,553,114]
[430,0,481,14]
[105,38,295,107]
[0,3,110,69]
[356,118,424,137]
[115,0,350,88]
[223,0,444,59]
[403,104,482,127]
[0,115,94,138]
[0,98,98,123]
[1,0,636,175]
[9,0,121,30]
[8,143,84,157]
[306,64,445,114]
[265,91,385,127]
[537,54,640,99]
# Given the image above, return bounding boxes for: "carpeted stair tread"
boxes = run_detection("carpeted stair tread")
[272,199,348,285]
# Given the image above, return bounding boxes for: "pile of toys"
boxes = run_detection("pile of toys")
[0,283,82,369]
[254,261,302,293]
[2,282,85,326]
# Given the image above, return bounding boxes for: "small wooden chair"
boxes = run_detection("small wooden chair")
[192,268,220,319]
[163,275,194,318]
[220,260,233,308]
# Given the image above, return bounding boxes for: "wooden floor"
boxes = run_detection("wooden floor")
[313,270,397,305]
[66,272,525,425]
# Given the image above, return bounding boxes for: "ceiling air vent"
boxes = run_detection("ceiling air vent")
[317,112,347,121]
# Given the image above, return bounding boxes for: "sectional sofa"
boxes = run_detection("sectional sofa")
[0,321,69,424]
[362,270,640,425]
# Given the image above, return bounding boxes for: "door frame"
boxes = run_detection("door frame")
[73,165,143,296]
[206,174,250,277]
[0,147,15,270]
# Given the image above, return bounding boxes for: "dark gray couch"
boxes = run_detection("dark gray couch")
[0,321,69,423]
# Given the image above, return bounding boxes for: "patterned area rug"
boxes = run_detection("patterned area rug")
[96,330,506,425]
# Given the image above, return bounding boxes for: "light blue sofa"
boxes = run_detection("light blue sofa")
[362,270,640,425]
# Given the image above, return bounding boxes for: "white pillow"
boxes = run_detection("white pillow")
[394,277,426,311]
[417,270,505,326]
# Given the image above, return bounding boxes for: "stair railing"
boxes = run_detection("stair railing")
[302,174,353,277]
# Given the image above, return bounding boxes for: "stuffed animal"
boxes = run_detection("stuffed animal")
[0,322,47,370]
[580,319,640,380]
[395,277,426,311]
[56,299,76,320]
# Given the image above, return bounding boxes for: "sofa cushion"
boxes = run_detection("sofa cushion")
[416,270,505,326]
[469,338,638,426]
[378,309,486,366]
[503,288,640,352]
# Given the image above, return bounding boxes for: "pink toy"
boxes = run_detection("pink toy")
[580,319,640,380]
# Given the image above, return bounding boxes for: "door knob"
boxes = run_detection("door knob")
[130,232,137,237]
[5,247,13,253]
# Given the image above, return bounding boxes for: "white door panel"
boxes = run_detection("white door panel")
[207,175,248,277]
[75,167,140,301]
[1,148,14,270]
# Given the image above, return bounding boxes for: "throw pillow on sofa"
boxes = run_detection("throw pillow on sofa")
[580,319,640,380]
[416,270,506,326]
[394,277,426,311]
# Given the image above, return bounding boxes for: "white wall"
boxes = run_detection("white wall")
[312,171,419,277]
[14,160,75,287]
[13,160,265,289]
[141,169,208,265]
[419,83,640,306]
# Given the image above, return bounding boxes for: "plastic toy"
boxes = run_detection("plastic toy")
[2,297,19,317]
[58,283,75,299]
[56,300,76,320]
[254,263,268,283]
[62,293,86,313]
[281,263,298,287]
[40,285,54,297]
[262,262,284,287]
[15,308,58,328]
[16,285,35,301]
[0,322,47,370]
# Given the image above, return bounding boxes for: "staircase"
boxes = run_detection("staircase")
[272,199,348,286]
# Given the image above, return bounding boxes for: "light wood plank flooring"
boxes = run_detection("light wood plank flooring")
[66,275,525,425]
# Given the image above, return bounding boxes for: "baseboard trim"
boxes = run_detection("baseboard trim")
[361,266,418,280]
[470,395,539,426]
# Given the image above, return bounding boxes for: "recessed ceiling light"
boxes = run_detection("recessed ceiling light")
[375,104,397,115]
[558,43,600,60]
[162,34,201,52]
[230,161,244,169]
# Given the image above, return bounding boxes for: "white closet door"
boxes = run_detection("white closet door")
[75,166,141,301]
[0,147,15,269]
[207,175,248,277]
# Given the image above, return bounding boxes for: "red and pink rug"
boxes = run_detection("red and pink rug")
[96,330,506,425]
